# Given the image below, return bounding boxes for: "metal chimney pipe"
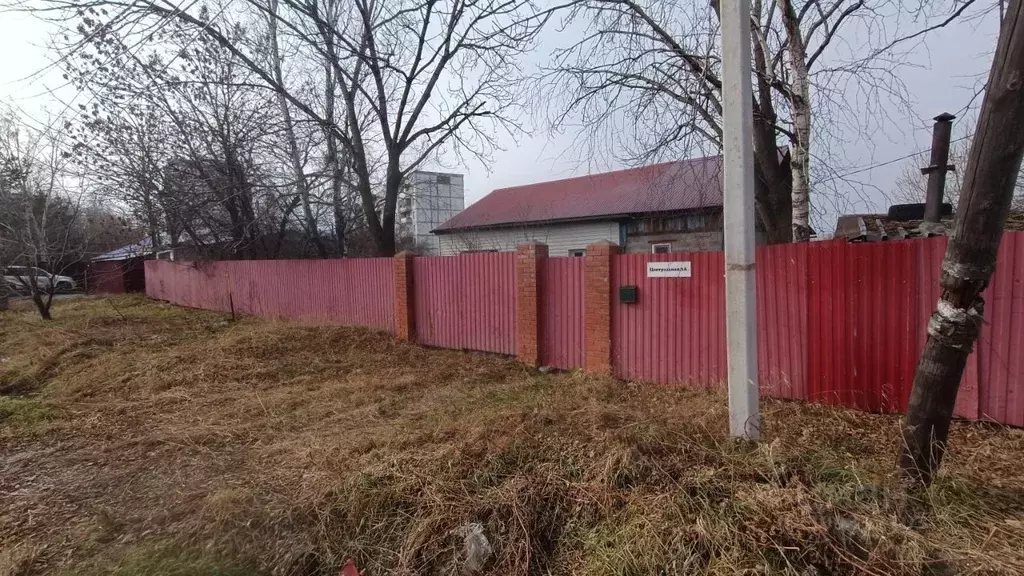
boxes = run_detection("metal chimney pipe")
[922,112,956,223]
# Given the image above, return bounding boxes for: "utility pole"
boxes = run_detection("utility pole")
[920,112,957,235]
[899,0,1024,488]
[720,0,759,439]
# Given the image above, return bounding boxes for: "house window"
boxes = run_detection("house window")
[625,212,720,235]
[568,249,586,257]
[651,243,672,254]
[436,174,451,185]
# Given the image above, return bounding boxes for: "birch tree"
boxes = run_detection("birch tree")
[777,0,813,240]
[549,0,982,242]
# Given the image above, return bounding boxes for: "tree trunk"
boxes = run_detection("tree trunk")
[31,290,52,320]
[141,183,162,249]
[779,0,813,242]
[332,181,348,257]
[750,9,793,246]
[753,160,793,244]
[322,44,348,257]
[898,0,1024,488]
[268,0,327,259]
[378,159,404,257]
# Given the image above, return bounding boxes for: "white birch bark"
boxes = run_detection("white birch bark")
[779,0,813,242]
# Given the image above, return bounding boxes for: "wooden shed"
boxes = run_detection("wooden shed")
[87,239,153,294]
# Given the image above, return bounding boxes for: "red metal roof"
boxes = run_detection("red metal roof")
[435,156,724,232]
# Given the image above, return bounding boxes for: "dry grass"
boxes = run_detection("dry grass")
[1,295,1023,576]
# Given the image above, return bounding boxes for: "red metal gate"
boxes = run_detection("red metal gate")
[611,251,727,386]
[412,252,517,354]
[540,257,586,369]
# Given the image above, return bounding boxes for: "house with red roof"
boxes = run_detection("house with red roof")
[433,154,776,256]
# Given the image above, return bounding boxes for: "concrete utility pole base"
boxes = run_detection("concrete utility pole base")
[720,0,760,440]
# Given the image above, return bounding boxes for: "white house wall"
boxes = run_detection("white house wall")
[437,221,620,256]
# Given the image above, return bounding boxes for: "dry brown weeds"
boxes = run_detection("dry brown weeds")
[1,296,1022,575]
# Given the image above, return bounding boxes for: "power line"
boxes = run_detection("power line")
[823,135,971,182]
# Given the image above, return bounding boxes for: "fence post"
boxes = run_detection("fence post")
[394,251,416,341]
[585,241,619,375]
[516,242,548,366]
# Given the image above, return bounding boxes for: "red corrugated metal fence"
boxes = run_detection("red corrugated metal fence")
[605,235,1024,426]
[756,243,808,400]
[412,252,517,355]
[144,233,1024,427]
[540,257,586,369]
[805,241,919,413]
[145,259,394,330]
[976,234,1024,426]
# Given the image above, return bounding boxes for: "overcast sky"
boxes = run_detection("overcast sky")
[0,2,1002,232]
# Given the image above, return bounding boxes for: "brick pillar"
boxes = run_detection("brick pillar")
[585,241,619,375]
[516,242,548,366]
[394,251,416,341]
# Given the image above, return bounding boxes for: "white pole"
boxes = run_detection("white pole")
[720,0,760,439]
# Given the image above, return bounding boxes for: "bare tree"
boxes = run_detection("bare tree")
[266,0,327,257]
[547,0,984,242]
[62,8,286,259]
[24,0,550,256]
[777,0,813,240]
[0,110,88,320]
[899,0,1024,488]
[309,0,364,257]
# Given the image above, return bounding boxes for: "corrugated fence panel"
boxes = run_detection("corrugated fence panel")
[540,257,586,369]
[978,232,1024,426]
[346,258,397,330]
[462,252,517,355]
[807,241,919,413]
[144,260,164,300]
[149,261,231,313]
[414,256,465,350]
[413,253,516,354]
[612,251,726,386]
[145,258,395,330]
[756,243,808,400]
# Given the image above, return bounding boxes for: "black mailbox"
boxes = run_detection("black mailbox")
[619,285,638,304]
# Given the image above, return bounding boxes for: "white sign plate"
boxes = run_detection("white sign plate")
[647,261,692,278]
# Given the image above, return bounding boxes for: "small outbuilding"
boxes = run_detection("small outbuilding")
[88,238,154,294]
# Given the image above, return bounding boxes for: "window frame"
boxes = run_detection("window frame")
[651,243,672,254]
[568,249,586,257]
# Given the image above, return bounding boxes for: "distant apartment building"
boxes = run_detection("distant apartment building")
[399,170,465,255]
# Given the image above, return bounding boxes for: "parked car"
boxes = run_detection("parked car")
[2,266,76,294]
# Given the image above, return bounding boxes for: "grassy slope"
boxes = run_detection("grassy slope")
[1,296,1023,576]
